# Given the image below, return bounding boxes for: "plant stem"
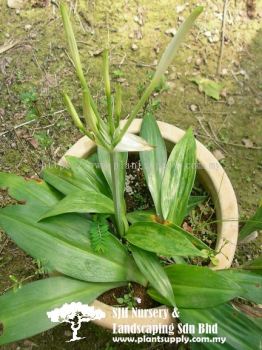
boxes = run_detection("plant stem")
[110,152,125,236]
[103,50,114,135]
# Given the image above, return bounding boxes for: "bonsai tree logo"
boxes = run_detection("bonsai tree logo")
[47,302,106,342]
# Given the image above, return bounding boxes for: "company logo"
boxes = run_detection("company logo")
[47,302,106,342]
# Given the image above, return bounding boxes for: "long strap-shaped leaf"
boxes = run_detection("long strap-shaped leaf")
[179,303,262,350]
[98,147,128,234]
[130,245,176,307]
[148,264,243,308]
[0,277,124,345]
[0,205,144,283]
[97,146,127,195]
[140,113,167,216]
[161,128,196,225]
[125,222,205,257]
[218,269,262,304]
[66,155,111,196]
[126,211,211,251]
[0,173,146,285]
[42,156,111,197]
[39,190,114,220]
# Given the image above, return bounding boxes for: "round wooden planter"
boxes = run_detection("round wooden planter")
[59,119,239,329]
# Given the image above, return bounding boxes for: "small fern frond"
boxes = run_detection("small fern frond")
[89,215,110,253]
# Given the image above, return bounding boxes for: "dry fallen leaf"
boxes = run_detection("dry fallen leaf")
[242,138,254,148]
[28,138,39,149]
[88,49,103,57]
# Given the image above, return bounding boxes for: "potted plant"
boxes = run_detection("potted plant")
[0,4,261,349]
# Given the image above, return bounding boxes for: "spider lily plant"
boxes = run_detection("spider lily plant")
[0,4,261,348]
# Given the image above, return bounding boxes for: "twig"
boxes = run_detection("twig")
[0,40,20,54]
[207,121,220,142]
[0,110,65,137]
[217,0,229,76]
[196,116,228,154]
[0,119,36,137]
[136,62,156,68]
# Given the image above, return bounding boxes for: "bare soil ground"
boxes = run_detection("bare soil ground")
[0,0,261,349]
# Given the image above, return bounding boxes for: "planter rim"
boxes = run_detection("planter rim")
[59,119,239,329]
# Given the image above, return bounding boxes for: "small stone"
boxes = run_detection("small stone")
[212,35,219,43]
[131,43,138,51]
[133,15,139,23]
[227,96,235,105]
[204,30,212,38]
[176,4,187,13]
[190,104,198,112]
[195,57,202,66]
[24,24,32,31]
[165,28,177,36]
[221,68,228,76]
[178,16,185,22]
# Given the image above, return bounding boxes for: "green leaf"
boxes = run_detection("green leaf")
[161,128,197,225]
[167,222,212,251]
[126,211,211,251]
[0,276,123,345]
[39,190,114,220]
[127,210,156,225]
[42,166,86,195]
[0,173,146,285]
[97,146,127,196]
[239,204,262,241]
[219,269,262,304]
[89,215,110,253]
[0,172,61,207]
[179,303,262,350]
[140,113,167,216]
[242,255,262,274]
[125,222,205,257]
[42,156,110,197]
[66,156,111,197]
[148,264,242,308]
[130,245,176,307]
[191,77,223,100]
